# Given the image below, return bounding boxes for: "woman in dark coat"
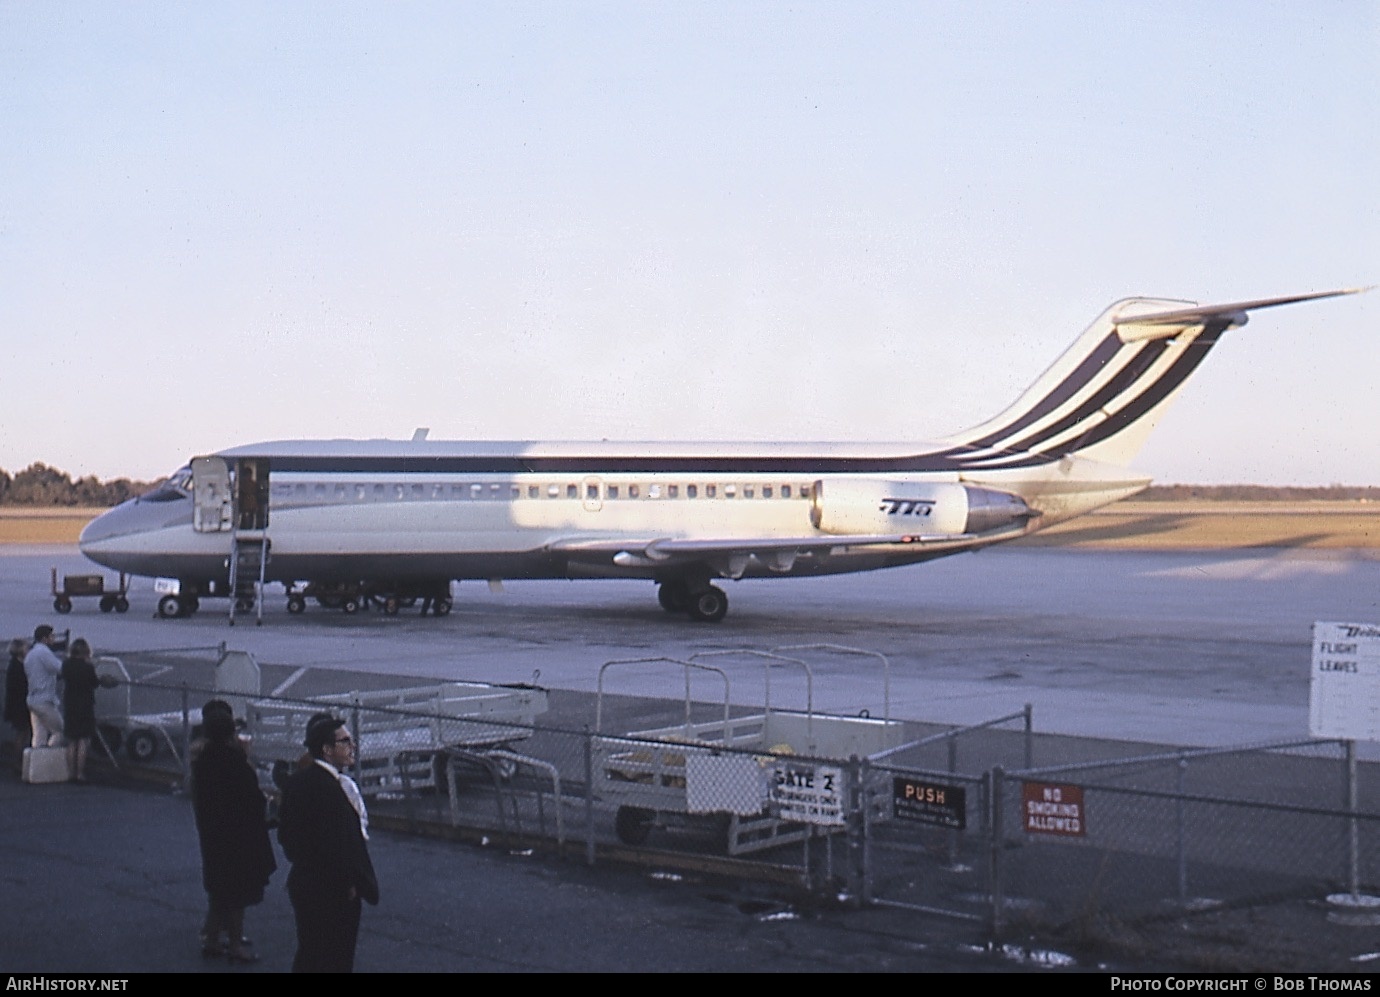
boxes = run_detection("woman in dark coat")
[191,709,277,963]
[4,638,30,759]
[61,638,99,782]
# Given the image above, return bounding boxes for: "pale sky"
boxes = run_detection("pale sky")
[1,2,1376,485]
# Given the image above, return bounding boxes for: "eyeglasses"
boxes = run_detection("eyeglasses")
[332,735,354,746]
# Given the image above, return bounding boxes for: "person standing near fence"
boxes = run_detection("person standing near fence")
[24,625,64,748]
[190,703,276,964]
[60,638,101,783]
[277,715,378,972]
[4,637,31,765]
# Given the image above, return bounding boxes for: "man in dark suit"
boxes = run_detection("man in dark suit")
[277,715,379,972]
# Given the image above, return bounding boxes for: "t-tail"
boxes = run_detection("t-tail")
[937,288,1366,525]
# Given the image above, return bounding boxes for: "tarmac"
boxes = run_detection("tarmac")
[0,748,1035,975]
[6,544,1380,974]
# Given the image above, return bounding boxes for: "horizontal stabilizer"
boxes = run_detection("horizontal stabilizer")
[1114,287,1368,341]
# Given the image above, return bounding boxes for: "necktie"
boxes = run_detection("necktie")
[338,772,369,840]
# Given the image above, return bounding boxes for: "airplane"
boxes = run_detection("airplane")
[79,287,1365,623]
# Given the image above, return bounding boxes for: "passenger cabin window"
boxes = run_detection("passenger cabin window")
[763,485,773,498]
[629,484,640,499]
[705,484,716,498]
[586,483,599,500]
[668,484,679,498]
[566,483,577,499]
[528,485,539,499]
[724,484,736,498]
[471,484,483,498]
[607,484,619,499]
[743,485,754,498]
[687,484,697,498]
[648,484,662,499]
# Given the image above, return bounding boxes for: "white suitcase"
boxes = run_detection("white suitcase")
[22,746,71,784]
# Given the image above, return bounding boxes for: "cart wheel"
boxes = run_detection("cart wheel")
[433,598,452,617]
[235,597,255,613]
[615,806,655,846]
[97,724,123,754]
[99,595,115,613]
[342,598,359,614]
[383,597,400,616]
[54,596,72,614]
[114,597,129,613]
[286,596,306,614]
[157,595,181,619]
[126,729,158,763]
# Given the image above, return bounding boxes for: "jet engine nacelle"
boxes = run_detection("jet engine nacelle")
[810,480,1034,537]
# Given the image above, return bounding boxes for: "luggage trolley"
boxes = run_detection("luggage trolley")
[593,649,906,855]
[51,568,130,614]
[246,680,549,797]
[92,649,261,764]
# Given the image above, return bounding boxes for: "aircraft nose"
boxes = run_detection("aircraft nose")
[79,498,188,552]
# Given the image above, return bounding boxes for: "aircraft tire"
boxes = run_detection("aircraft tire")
[686,586,728,623]
[657,581,690,613]
[99,596,115,613]
[54,596,72,614]
[286,596,305,614]
[114,597,129,613]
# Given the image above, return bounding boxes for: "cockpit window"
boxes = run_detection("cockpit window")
[140,465,193,503]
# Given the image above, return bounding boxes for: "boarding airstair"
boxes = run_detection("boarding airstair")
[194,455,271,625]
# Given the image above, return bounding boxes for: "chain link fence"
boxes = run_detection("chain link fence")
[79,646,1380,946]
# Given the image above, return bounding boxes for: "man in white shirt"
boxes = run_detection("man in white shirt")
[23,625,64,748]
[277,715,379,972]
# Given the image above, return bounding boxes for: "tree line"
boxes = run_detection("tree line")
[0,463,159,507]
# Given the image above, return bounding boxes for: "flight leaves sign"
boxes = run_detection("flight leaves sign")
[1309,621,1380,743]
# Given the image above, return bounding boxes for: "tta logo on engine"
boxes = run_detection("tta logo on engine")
[879,498,935,517]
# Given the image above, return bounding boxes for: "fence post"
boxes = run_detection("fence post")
[350,701,362,782]
[583,727,596,867]
[845,754,864,906]
[989,766,1005,939]
[859,754,873,906]
[180,683,191,792]
[1023,703,1033,770]
[947,732,960,868]
[1176,753,1188,905]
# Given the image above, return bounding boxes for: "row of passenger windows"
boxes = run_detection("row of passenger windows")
[273,481,814,502]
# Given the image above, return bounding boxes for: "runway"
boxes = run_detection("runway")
[6,543,1380,750]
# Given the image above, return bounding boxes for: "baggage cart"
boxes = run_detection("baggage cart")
[246,680,549,797]
[593,649,905,855]
[91,650,260,764]
[51,568,130,614]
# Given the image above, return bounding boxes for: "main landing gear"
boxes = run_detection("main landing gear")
[156,594,200,619]
[656,580,728,623]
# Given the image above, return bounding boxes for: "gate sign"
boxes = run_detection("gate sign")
[1022,782,1085,837]
[771,763,845,826]
[892,777,966,829]
[1309,622,1380,743]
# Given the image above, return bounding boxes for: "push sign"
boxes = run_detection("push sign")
[892,777,966,829]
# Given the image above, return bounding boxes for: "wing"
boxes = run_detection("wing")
[548,527,1022,578]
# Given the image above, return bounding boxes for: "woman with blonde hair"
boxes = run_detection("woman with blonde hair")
[60,638,100,783]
